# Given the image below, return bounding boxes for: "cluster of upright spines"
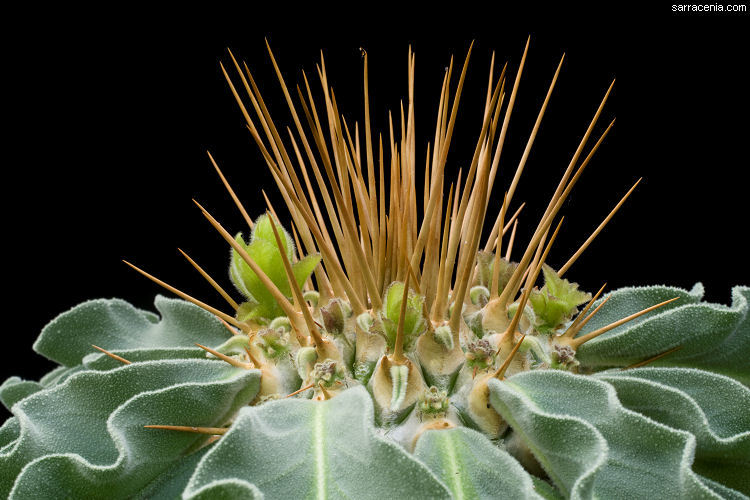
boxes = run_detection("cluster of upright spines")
[116,39,681,445]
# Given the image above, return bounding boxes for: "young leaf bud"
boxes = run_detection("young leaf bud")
[506,301,535,333]
[321,298,353,337]
[433,325,454,350]
[463,310,486,339]
[210,334,251,357]
[470,286,490,307]
[353,360,376,385]
[256,326,291,360]
[302,290,320,307]
[296,346,318,380]
[521,335,552,369]
[465,339,497,371]
[529,264,591,334]
[416,386,450,420]
[380,282,427,352]
[269,316,292,332]
[356,311,375,332]
[311,359,346,389]
[550,344,580,371]
[229,215,321,324]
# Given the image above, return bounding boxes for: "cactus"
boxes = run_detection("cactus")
[2,40,749,499]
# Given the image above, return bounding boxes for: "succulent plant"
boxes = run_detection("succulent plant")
[2,40,748,499]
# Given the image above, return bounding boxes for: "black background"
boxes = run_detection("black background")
[3,5,748,421]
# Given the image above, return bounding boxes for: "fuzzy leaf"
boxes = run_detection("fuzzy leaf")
[381,282,427,350]
[597,367,750,494]
[82,347,205,371]
[135,446,213,499]
[0,418,20,451]
[489,370,729,500]
[184,386,451,499]
[414,426,543,499]
[185,479,263,499]
[33,295,231,367]
[531,477,565,500]
[541,265,590,306]
[0,378,42,411]
[230,235,291,321]
[39,365,83,387]
[253,213,294,258]
[575,284,750,385]
[1,360,260,498]
[293,253,322,290]
[229,215,320,322]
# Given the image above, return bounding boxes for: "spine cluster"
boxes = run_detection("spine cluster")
[126,42,673,451]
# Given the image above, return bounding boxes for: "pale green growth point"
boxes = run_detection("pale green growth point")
[269,316,292,332]
[470,285,491,307]
[433,325,455,350]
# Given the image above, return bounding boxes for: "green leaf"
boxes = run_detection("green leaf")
[135,446,213,499]
[33,296,232,367]
[0,378,43,411]
[575,285,750,385]
[381,282,427,351]
[597,367,750,494]
[229,215,320,322]
[39,365,82,387]
[529,264,591,333]
[293,254,322,289]
[230,236,289,321]
[253,213,294,259]
[229,234,254,299]
[530,265,591,334]
[82,347,205,371]
[413,426,542,499]
[0,366,87,410]
[1,360,260,498]
[541,265,590,304]
[184,386,451,499]
[489,370,726,499]
[531,477,565,500]
[185,479,263,499]
[0,418,20,451]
